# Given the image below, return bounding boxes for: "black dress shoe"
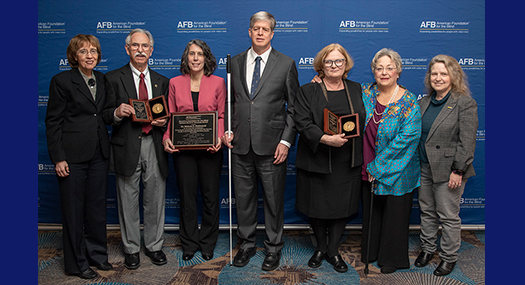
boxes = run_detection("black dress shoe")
[414,251,434,267]
[308,250,324,268]
[434,260,456,276]
[145,249,167,265]
[325,254,348,273]
[77,268,98,279]
[124,252,140,270]
[233,247,256,267]
[91,261,113,271]
[182,252,195,261]
[262,252,281,271]
[202,252,214,261]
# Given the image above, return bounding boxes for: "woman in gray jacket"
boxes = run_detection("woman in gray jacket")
[414,54,478,276]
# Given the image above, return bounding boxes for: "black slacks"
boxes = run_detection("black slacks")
[58,143,109,274]
[173,149,223,254]
[361,180,413,269]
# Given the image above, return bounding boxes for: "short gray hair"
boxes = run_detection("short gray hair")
[370,48,403,76]
[125,28,154,47]
[250,11,276,31]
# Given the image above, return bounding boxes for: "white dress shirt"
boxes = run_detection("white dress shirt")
[245,47,272,94]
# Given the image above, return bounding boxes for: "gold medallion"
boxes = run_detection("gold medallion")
[152,103,163,114]
[343,121,355,132]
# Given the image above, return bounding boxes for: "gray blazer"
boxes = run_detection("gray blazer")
[419,92,478,182]
[229,48,299,156]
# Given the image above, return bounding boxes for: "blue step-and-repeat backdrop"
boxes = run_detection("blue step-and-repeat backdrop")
[38,0,485,226]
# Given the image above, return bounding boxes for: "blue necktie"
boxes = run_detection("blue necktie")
[250,56,262,98]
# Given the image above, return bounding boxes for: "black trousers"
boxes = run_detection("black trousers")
[310,217,348,257]
[58,143,109,274]
[173,149,223,253]
[361,180,413,269]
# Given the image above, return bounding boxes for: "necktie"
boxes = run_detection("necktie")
[250,56,262,98]
[139,73,152,134]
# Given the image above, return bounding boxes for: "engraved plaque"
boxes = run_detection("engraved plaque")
[171,111,217,150]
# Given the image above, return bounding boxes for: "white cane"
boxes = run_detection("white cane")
[226,54,233,266]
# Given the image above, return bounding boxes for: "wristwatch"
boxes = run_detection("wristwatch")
[452,169,464,176]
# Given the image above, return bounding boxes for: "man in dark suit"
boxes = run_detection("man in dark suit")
[103,29,169,269]
[222,11,299,271]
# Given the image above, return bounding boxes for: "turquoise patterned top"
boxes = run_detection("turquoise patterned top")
[362,82,421,196]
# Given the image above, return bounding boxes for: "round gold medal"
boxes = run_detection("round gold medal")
[152,103,163,114]
[343,121,355,132]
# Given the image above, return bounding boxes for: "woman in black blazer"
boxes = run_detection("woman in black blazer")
[294,44,365,273]
[414,54,478,276]
[45,34,112,279]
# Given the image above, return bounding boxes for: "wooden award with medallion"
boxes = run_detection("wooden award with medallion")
[323,108,360,139]
[129,95,169,123]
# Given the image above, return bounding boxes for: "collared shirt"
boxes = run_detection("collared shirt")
[79,69,96,99]
[245,47,272,94]
[129,63,153,100]
[114,63,152,123]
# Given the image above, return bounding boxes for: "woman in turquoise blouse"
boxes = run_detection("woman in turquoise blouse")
[360,48,421,274]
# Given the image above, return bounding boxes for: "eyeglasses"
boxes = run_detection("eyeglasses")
[324,59,345,67]
[374,66,397,73]
[128,43,152,50]
[78,49,98,56]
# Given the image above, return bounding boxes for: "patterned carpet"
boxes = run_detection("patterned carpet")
[38,229,485,285]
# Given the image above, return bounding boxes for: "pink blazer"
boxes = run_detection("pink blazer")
[163,74,227,141]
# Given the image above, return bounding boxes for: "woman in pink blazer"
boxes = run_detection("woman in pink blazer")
[162,39,226,261]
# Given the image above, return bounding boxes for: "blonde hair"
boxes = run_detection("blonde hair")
[424,54,471,97]
[313,43,354,79]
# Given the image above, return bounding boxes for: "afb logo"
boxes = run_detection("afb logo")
[420,21,436,28]
[299,57,314,65]
[458,58,474,65]
[340,21,356,28]
[97,22,112,29]
[177,21,193,28]
[298,57,314,70]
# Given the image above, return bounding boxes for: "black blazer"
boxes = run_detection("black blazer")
[103,63,169,177]
[45,68,110,164]
[294,79,365,174]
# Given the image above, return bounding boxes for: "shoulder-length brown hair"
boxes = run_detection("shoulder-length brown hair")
[313,43,354,79]
[66,34,102,68]
[180,39,217,76]
[424,54,471,97]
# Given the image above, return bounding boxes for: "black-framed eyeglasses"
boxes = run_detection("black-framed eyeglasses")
[324,59,345,67]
